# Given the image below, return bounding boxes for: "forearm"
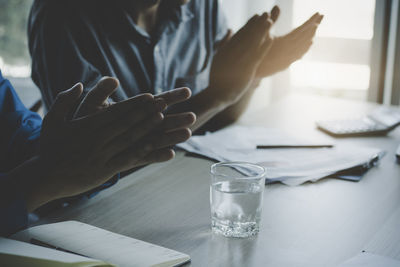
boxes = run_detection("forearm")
[4,157,59,212]
[203,83,258,131]
[196,78,261,132]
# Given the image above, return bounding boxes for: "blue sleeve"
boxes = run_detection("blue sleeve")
[0,71,42,173]
[0,173,28,237]
[0,71,41,236]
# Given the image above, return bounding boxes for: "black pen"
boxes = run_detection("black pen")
[256,145,334,149]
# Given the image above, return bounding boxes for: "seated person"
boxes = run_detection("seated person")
[0,70,195,236]
[28,0,323,131]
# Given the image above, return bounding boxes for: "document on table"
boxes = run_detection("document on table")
[11,221,190,267]
[178,126,384,186]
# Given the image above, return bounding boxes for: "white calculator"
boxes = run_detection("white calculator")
[317,107,400,137]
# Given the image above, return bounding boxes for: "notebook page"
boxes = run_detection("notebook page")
[0,237,109,267]
[12,221,190,267]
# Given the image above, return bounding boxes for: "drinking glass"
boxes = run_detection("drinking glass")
[210,162,266,238]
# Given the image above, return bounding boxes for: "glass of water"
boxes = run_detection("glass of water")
[210,162,266,238]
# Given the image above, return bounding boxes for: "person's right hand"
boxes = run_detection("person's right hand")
[209,13,273,105]
[256,8,323,77]
[39,78,195,199]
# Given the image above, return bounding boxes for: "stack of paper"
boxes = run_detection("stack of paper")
[178,126,384,186]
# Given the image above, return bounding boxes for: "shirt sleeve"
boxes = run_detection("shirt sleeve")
[0,72,42,173]
[0,71,40,236]
[0,173,28,237]
[28,0,102,109]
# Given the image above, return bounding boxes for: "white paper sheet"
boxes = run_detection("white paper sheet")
[178,126,384,185]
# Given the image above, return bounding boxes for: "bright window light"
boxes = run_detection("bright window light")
[290,61,370,90]
[293,0,376,40]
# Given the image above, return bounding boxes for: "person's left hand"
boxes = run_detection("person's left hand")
[256,6,324,78]
[209,13,273,105]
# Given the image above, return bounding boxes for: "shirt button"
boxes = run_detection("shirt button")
[154,45,160,53]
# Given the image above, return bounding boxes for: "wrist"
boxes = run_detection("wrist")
[10,156,61,212]
[203,85,237,108]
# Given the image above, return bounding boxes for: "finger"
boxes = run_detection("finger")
[100,112,165,156]
[72,93,162,129]
[247,13,270,50]
[316,14,324,24]
[161,112,196,132]
[154,87,192,106]
[233,13,269,63]
[46,83,83,124]
[247,17,273,66]
[82,77,119,109]
[105,128,190,171]
[136,148,175,166]
[271,5,280,22]
[92,99,166,145]
[150,128,192,149]
[292,13,321,36]
[236,14,260,37]
[228,14,260,50]
[107,147,175,173]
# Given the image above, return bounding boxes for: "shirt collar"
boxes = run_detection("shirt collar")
[126,2,195,41]
[162,2,194,35]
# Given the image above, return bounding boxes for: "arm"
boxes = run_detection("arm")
[167,14,273,132]
[190,7,323,132]
[200,79,260,131]
[204,7,323,131]
[0,78,195,236]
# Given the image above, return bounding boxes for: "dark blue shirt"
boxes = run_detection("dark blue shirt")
[0,70,42,236]
[29,0,228,108]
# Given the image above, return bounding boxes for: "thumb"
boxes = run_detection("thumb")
[46,83,83,124]
[271,5,280,22]
[83,77,119,109]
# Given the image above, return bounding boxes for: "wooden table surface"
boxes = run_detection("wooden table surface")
[37,94,400,267]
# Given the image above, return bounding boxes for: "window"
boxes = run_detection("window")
[0,0,32,78]
[290,0,376,100]
[0,0,40,107]
[221,0,377,101]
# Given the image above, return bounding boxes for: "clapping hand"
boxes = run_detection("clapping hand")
[209,13,274,105]
[256,6,323,77]
[40,78,195,199]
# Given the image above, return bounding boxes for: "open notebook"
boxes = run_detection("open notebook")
[1,221,190,267]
